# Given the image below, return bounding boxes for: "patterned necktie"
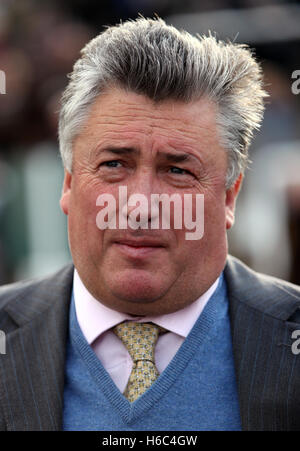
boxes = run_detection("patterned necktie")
[113,322,163,402]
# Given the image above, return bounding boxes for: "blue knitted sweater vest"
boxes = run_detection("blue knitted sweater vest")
[63,275,241,430]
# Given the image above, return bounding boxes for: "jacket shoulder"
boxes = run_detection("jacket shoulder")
[225,255,300,321]
[0,264,74,325]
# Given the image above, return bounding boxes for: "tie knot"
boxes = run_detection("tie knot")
[113,322,161,363]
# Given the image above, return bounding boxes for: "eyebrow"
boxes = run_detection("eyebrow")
[93,147,137,158]
[93,146,197,163]
[105,147,136,155]
[160,152,192,163]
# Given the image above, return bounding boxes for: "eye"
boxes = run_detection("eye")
[101,160,122,168]
[169,166,192,176]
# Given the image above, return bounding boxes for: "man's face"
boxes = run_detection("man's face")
[60,87,241,315]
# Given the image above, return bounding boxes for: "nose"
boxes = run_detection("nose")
[120,168,159,230]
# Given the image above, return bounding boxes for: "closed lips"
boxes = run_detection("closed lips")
[114,239,164,247]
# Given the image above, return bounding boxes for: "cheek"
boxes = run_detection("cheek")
[175,198,227,266]
[204,185,227,219]
[72,179,118,219]
[68,181,124,256]
[70,191,96,229]
[67,183,103,243]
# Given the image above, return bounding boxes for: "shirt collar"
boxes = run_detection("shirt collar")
[73,269,220,345]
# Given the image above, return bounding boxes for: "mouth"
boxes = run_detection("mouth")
[113,238,166,259]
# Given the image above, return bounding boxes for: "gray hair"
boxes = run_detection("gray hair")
[58,17,267,187]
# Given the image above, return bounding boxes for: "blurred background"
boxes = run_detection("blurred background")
[0,0,299,285]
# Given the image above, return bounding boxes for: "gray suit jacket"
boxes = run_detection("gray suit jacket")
[0,255,300,431]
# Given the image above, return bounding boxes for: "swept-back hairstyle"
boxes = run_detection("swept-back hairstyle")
[59,17,267,187]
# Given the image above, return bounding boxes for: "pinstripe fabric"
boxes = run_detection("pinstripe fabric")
[225,258,300,431]
[0,256,300,430]
[0,264,73,431]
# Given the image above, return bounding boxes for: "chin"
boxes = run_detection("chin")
[108,269,169,304]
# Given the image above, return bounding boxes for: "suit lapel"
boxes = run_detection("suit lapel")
[0,265,73,431]
[225,256,300,431]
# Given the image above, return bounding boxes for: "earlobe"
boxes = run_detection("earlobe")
[225,173,243,230]
[60,171,72,215]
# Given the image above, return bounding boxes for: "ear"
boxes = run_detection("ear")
[60,170,72,215]
[225,173,243,230]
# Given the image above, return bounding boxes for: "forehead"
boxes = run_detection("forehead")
[74,86,221,154]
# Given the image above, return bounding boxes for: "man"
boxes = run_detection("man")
[0,17,300,431]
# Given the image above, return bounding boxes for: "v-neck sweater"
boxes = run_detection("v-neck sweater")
[62,275,241,431]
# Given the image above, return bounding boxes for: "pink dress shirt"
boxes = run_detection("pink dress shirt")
[73,269,219,393]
